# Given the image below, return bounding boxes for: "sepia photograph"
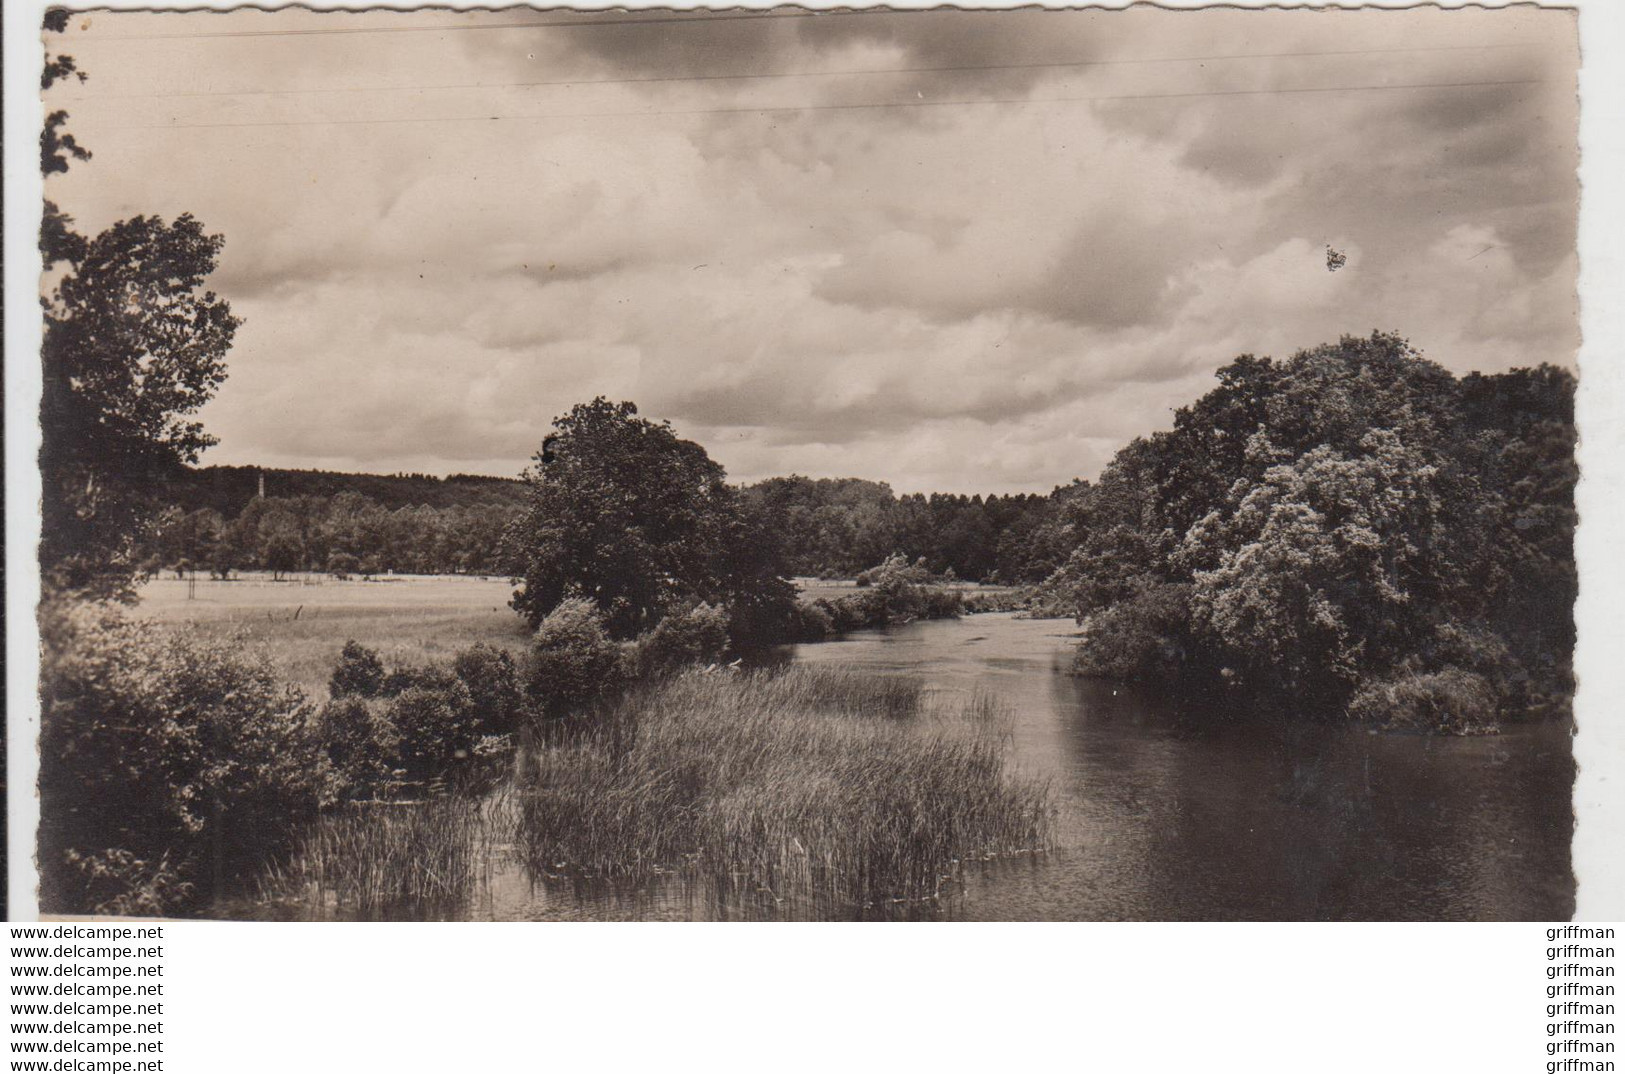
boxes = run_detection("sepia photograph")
[32,5,1581,922]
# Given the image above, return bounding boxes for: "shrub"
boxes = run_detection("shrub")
[854,570,873,588]
[817,590,888,633]
[628,603,731,678]
[39,604,328,915]
[867,553,925,597]
[1346,667,1500,735]
[330,640,386,699]
[526,598,626,718]
[1026,582,1080,620]
[1418,621,1519,688]
[386,680,478,785]
[380,661,463,699]
[328,552,360,579]
[803,560,962,636]
[60,849,193,920]
[1073,584,1193,682]
[863,554,962,622]
[318,696,400,798]
[785,600,835,641]
[912,586,965,620]
[452,644,525,733]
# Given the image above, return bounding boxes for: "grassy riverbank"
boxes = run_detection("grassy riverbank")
[265,666,1052,919]
[88,574,1057,918]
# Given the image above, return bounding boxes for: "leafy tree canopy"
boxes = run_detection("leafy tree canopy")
[507,399,776,637]
[41,213,240,598]
[40,21,240,599]
[1040,330,1577,722]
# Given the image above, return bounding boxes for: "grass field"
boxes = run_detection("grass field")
[137,572,1021,698]
[137,572,531,697]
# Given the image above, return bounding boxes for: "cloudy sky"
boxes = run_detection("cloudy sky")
[46,6,1578,494]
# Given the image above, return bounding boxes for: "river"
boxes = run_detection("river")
[462,612,1574,922]
[789,613,1575,920]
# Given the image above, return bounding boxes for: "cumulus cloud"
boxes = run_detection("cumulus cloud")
[45,6,1579,494]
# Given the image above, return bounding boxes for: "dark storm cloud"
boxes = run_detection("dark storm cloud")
[467,7,1131,123]
[502,9,1108,86]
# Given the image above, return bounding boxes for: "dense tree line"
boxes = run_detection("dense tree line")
[145,467,1074,587]
[741,476,1078,583]
[147,492,522,579]
[1034,332,1576,731]
[153,464,526,516]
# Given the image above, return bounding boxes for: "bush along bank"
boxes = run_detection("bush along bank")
[787,554,966,640]
[39,603,331,916]
[34,590,791,916]
[36,601,547,917]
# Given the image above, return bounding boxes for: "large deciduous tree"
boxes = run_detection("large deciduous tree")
[1184,428,1454,701]
[40,13,239,598]
[41,9,90,268]
[1042,330,1577,722]
[41,215,240,598]
[507,399,789,639]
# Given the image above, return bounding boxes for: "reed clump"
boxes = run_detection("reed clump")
[515,665,1051,911]
[269,794,507,917]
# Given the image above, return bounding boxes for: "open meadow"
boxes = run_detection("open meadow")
[137,573,532,697]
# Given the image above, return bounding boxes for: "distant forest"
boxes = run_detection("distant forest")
[142,464,1073,584]
[154,465,528,515]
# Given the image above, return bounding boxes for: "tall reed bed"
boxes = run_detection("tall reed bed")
[516,666,1051,912]
[266,793,513,918]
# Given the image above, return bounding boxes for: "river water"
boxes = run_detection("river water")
[785,614,1575,921]
[461,612,1576,922]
